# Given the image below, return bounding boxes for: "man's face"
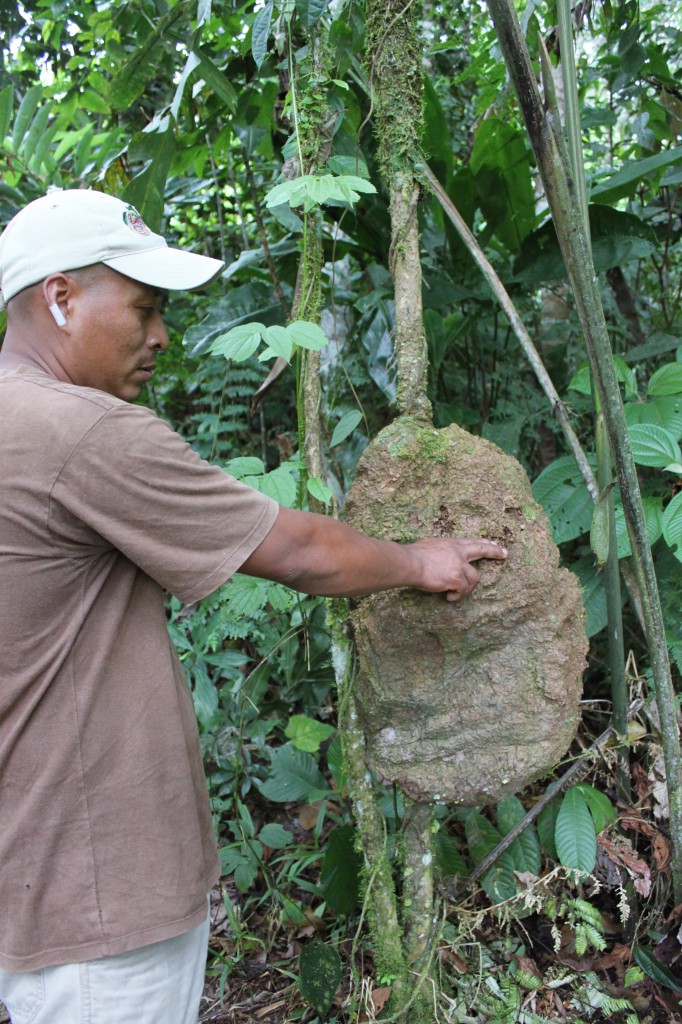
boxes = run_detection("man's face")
[62,266,169,402]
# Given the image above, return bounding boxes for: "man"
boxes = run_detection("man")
[0,189,506,1024]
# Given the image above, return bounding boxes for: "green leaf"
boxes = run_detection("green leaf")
[259,744,329,802]
[263,324,293,362]
[210,323,265,361]
[170,50,201,121]
[330,410,362,447]
[125,135,177,231]
[19,104,50,166]
[569,358,637,399]
[591,145,682,204]
[574,784,617,833]
[289,320,329,351]
[298,943,343,1015]
[225,575,268,617]
[662,491,682,562]
[633,945,682,992]
[190,660,219,725]
[234,860,259,892]
[11,85,42,151]
[555,788,597,874]
[465,811,502,865]
[195,47,238,112]
[433,831,469,878]
[307,477,333,505]
[628,423,682,468]
[285,713,335,753]
[497,797,542,875]
[572,556,608,638]
[296,0,331,29]
[625,396,682,440]
[531,456,595,544]
[320,825,362,914]
[0,85,12,142]
[328,154,370,178]
[252,1,273,69]
[108,4,187,110]
[537,798,561,860]
[614,497,663,558]
[258,465,297,506]
[225,456,265,478]
[647,363,682,397]
[259,823,293,849]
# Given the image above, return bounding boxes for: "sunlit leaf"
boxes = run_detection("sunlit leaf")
[285,713,335,753]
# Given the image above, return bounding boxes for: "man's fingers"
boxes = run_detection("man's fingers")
[456,538,508,562]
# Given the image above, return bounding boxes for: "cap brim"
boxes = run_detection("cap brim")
[102,245,225,292]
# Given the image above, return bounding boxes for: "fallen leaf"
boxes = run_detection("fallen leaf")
[653,833,671,873]
[370,986,392,1013]
[598,835,652,897]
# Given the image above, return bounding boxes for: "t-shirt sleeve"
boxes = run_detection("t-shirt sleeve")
[48,404,279,604]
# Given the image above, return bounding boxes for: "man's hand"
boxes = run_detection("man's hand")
[240,506,507,601]
[407,536,507,602]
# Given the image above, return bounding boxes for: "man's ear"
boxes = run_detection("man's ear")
[42,273,73,327]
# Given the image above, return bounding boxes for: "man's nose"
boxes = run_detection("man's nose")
[147,313,169,351]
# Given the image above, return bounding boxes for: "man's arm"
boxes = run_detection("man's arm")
[239,505,507,602]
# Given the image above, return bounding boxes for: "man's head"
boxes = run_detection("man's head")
[0,189,225,400]
[0,189,224,309]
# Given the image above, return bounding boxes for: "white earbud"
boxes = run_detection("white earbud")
[49,303,67,327]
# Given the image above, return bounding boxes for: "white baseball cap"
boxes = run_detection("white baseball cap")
[0,188,225,309]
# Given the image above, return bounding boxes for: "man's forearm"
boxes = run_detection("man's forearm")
[239,505,507,602]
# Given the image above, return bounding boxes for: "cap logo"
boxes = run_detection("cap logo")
[122,205,151,236]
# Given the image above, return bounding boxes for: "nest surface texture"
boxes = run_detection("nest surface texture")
[343,417,588,805]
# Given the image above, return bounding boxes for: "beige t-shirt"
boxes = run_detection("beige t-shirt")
[0,367,279,971]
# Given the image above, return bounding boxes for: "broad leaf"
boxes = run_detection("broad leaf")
[625,396,682,440]
[433,832,469,879]
[320,825,362,914]
[263,325,293,362]
[210,324,264,361]
[285,714,335,753]
[258,465,297,506]
[531,456,595,544]
[289,320,329,351]
[571,557,608,637]
[259,823,293,849]
[574,784,617,833]
[259,744,329,802]
[0,85,12,143]
[614,497,663,559]
[307,477,333,505]
[628,423,681,468]
[555,788,597,874]
[224,457,265,478]
[11,85,42,151]
[225,575,268,617]
[298,944,343,1015]
[465,811,502,865]
[569,358,637,399]
[252,1,273,69]
[633,945,682,993]
[591,145,682,204]
[662,491,682,562]
[330,410,362,447]
[647,363,682,397]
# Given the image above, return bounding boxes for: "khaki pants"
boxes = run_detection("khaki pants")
[0,901,210,1024]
